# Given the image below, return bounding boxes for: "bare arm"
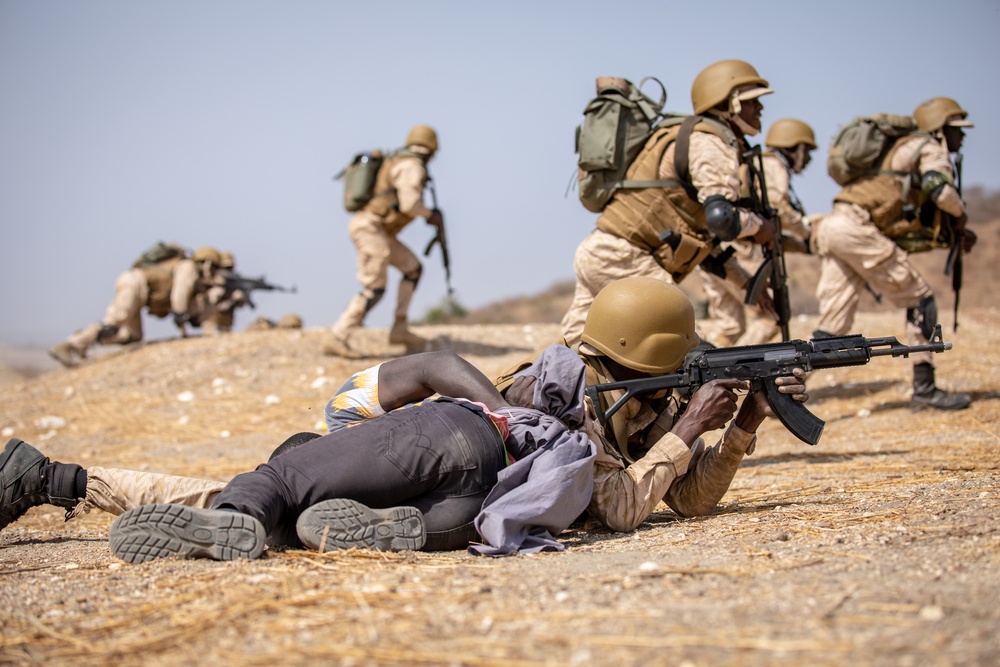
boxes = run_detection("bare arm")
[377,350,510,411]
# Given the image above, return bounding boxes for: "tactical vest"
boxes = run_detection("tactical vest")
[140,257,184,317]
[833,134,931,237]
[363,150,429,236]
[596,118,740,281]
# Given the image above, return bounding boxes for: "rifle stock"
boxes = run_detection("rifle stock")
[584,325,952,446]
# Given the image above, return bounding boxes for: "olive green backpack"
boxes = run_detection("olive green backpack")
[574,77,672,213]
[335,150,386,212]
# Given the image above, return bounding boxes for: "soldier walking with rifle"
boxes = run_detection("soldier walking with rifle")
[325,125,446,357]
[812,97,977,410]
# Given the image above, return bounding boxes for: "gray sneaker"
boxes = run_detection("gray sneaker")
[296,499,425,553]
[109,503,265,564]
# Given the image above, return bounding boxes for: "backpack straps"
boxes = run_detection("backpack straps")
[673,115,703,199]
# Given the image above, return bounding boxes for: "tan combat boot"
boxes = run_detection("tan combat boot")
[388,319,427,351]
[48,343,78,368]
[322,328,356,358]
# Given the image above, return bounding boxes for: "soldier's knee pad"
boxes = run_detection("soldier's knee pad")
[402,265,423,286]
[363,288,386,312]
[906,295,938,340]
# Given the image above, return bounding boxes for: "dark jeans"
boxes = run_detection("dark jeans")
[213,400,506,551]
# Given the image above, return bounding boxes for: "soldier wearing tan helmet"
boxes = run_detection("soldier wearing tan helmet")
[193,250,249,335]
[325,125,444,357]
[49,244,219,367]
[506,277,807,532]
[812,97,976,410]
[700,118,818,347]
[561,60,777,346]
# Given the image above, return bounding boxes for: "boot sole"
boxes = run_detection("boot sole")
[296,499,425,552]
[109,503,265,563]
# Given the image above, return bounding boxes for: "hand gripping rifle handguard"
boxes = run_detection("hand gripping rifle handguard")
[585,325,952,446]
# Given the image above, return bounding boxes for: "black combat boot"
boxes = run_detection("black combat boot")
[0,438,84,530]
[911,363,972,410]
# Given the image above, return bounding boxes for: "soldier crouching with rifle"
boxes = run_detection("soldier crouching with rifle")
[193,251,296,335]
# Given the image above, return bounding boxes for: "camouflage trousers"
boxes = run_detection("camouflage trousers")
[332,212,421,333]
[66,269,148,353]
[699,241,778,347]
[560,230,679,347]
[66,466,226,519]
[813,203,934,365]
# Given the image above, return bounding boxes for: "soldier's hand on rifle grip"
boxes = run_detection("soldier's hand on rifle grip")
[961,227,977,253]
[671,379,745,446]
[426,209,444,228]
[752,215,775,245]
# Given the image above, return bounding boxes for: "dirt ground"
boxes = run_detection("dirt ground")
[1,310,998,666]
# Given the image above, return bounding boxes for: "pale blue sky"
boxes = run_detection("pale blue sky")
[2,0,998,346]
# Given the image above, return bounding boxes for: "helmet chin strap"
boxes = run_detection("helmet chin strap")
[723,90,760,136]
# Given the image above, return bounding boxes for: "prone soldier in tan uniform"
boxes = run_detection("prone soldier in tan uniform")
[325,125,444,356]
[700,119,817,346]
[513,277,807,532]
[49,246,221,367]
[561,60,777,346]
[813,98,976,410]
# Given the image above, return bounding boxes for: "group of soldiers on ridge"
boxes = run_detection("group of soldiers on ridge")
[4,58,978,563]
[48,244,301,368]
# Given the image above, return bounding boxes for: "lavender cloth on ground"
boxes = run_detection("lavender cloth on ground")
[469,345,596,556]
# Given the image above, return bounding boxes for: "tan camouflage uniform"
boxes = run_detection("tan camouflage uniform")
[561,131,764,346]
[61,258,203,357]
[578,346,757,532]
[330,149,433,343]
[700,151,810,346]
[813,134,962,365]
[66,467,225,520]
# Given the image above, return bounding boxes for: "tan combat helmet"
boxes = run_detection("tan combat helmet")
[691,59,772,115]
[406,125,439,153]
[913,97,974,133]
[581,277,700,374]
[765,118,817,149]
[192,246,221,265]
[219,251,235,270]
[278,313,303,329]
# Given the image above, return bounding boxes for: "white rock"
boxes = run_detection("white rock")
[264,394,281,405]
[177,391,195,403]
[34,416,66,429]
[1,427,14,438]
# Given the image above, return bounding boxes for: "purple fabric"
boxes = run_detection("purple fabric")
[470,345,596,556]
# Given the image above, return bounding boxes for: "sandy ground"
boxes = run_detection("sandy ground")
[1,311,998,666]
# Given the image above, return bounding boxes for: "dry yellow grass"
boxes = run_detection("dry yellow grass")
[1,310,998,666]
